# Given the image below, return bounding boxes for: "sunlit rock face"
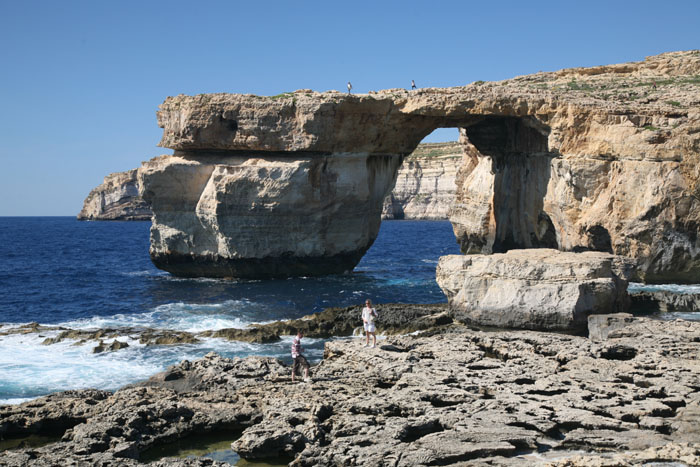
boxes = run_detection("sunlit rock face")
[436,249,631,332]
[140,152,402,278]
[143,51,700,280]
[78,169,151,221]
[382,142,461,220]
[446,51,700,283]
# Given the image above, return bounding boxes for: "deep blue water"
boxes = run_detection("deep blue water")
[0,217,461,403]
[0,217,459,324]
[1,217,698,404]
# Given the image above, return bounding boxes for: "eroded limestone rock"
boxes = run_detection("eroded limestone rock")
[447,51,700,283]
[143,50,700,280]
[3,317,698,466]
[587,313,635,342]
[382,142,461,220]
[78,142,460,222]
[77,169,151,221]
[436,249,630,331]
[139,152,400,278]
[631,289,700,313]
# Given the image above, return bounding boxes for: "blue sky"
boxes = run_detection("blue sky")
[1,0,698,215]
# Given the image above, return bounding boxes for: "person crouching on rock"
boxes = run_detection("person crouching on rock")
[291,330,311,382]
[362,300,378,348]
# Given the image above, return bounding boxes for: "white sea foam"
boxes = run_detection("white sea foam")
[59,300,258,333]
[122,270,161,277]
[629,282,700,295]
[0,331,311,403]
[0,332,162,399]
[0,398,33,406]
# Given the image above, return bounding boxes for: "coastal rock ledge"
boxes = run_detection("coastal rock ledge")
[140,50,699,280]
[1,316,699,466]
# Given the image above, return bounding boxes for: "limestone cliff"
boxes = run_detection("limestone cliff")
[448,50,700,283]
[77,169,151,221]
[143,50,700,280]
[382,142,460,220]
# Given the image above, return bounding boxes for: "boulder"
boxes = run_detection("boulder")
[436,249,630,331]
[588,313,635,341]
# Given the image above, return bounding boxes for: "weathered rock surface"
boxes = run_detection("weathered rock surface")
[1,304,450,352]
[78,142,460,222]
[141,50,699,280]
[382,142,460,220]
[587,313,636,342]
[630,289,700,313]
[436,249,631,331]
[139,152,401,278]
[224,303,451,340]
[448,51,700,283]
[2,317,699,466]
[77,169,151,221]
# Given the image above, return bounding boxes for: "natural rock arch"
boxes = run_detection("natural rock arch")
[140,51,700,281]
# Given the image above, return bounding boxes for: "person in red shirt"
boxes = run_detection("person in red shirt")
[291,330,310,382]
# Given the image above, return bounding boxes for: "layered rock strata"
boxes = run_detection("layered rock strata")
[630,289,700,313]
[77,169,151,221]
[142,50,700,280]
[79,142,460,222]
[2,317,699,466]
[382,142,460,219]
[436,249,631,331]
[448,51,700,283]
[140,152,400,278]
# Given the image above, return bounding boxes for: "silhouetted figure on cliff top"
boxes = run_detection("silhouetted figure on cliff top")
[411,79,416,90]
[347,81,352,94]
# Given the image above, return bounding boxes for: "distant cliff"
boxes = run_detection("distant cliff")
[77,169,151,221]
[382,142,460,220]
[79,144,459,221]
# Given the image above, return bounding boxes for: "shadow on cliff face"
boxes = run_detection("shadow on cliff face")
[460,116,558,253]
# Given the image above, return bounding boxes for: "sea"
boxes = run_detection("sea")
[1,217,698,406]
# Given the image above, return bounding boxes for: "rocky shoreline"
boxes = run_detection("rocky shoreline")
[2,308,699,466]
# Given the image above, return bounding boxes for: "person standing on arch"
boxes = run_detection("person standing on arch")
[362,299,378,348]
[347,81,353,94]
[411,79,416,90]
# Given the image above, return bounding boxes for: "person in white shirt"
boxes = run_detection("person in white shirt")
[361,299,378,348]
